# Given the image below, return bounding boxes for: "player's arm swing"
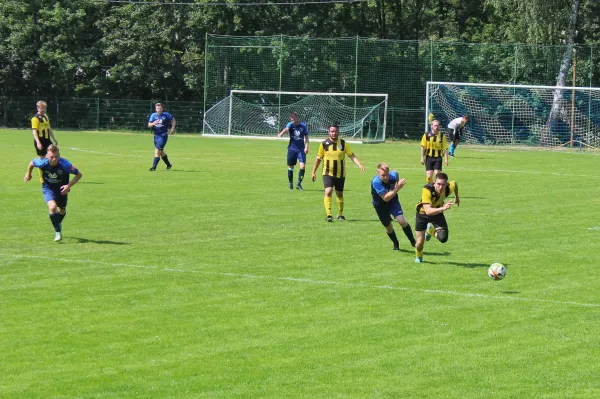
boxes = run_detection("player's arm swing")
[349,154,365,172]
[380,178,406,202]
[304,134,309,154]
[24,160,37,182]
[277,126,289,138]
[61,170,83,195]
[311,155,321,181]
[169,117,176,135]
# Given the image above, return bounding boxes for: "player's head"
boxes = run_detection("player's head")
[46,145,60,166]
[434,172,448,194]
[462,115,469,122]
[431,120,441,132]
[290,112,298,124]
[328,124,339,140]
[377,162,390,182]
[155,103,163,114]
[36,101,47,114]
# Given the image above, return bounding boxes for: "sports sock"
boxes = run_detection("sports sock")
[416,249,423,258]
[449,143,455,155]
[59,212,66,223]
[152,157,160,169]
[387,230,400,247]
[288,168,294,184]
[324,196,332,216]
[297,168,305,184]
[49,213,61,232]
[161,155,171,167]
[402,224,416,246]
[426,176,433,183]
[38,168,44,182]
[336,197,344,216]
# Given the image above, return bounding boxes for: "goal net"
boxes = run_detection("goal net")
[426,81,600,148]
[203,90,388,142]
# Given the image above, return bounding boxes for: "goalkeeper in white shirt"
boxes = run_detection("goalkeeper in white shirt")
[447,115,468,157]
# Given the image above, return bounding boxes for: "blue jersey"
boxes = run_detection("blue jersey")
[149,112,174,136]
[371,170,399,206]
[33,158,80,189]
[286,122,308,152]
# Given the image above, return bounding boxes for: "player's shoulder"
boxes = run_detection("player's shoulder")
[149,112,158,119]
[33,158,48,167]
[164,112,173,118]
[390,170,399,179]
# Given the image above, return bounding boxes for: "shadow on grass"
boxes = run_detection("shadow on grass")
[71,237,131,245]
[78,181,104,185]
[445,261,489,268]
[162,169,206,173]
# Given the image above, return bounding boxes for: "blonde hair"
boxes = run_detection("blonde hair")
[36,100,47,108]
[377,162,389,171]
[47,144,60,154]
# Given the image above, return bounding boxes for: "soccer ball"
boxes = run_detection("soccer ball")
[488,263,506,280]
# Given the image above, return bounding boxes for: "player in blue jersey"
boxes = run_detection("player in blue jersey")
[24,145,83,242]
[148,103,176,171]
[371,162,416,250]
[277,112,309,190]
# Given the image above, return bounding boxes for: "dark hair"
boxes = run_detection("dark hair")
[328,122,340,130]
[435,172,448,181]
[155,103,163,107]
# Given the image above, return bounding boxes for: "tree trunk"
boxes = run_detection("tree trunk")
[547,0,581,144]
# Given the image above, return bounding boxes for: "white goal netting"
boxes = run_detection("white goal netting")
[426,81,600,148]
[203,90,388,142]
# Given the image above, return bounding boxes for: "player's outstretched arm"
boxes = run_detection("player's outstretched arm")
[350,154,365,172]
[24,161,35,182]
[170,117,176,134]
[311,157,321,181]
[277,127,289,138]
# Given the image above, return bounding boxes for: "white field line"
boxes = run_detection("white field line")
[67,147,595,178]
[4,253,599,308]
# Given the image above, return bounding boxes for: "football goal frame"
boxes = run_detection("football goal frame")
[203,90,389,143]
[426,81,600,148]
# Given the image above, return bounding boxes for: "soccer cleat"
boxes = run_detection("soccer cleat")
[336,215,346,221]
[326,215,333,222]
[425,223,435,241]
[393,245,400,251]
[415,257,423,263]
[450,154,455,158]
[410,241,416,248]
[149,167,156,171]
[289,183,293,190]
[166,164,172,170]
[54,232,62,242]
[296,183,303,191]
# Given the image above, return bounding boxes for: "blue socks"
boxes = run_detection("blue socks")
[298,168,305,184]
[288,168,294,184]
[152,157,160,169]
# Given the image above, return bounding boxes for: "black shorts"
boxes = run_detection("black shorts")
[323,175,345,191]
[415,211,448,232]
[425,156,443,171]
[34,139,52,157]
[447,127,460,142]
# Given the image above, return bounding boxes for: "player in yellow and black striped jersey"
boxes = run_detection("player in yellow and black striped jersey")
[31,101,58,182]
[414,172,460,263]
[311,124,365,222]
[420,119,449,184]
[31,101,58,157]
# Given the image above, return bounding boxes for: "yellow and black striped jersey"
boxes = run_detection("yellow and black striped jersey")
[32,113,51,141]
[416,181,456,214]
[421,131,448,157]
[317,138,354,178]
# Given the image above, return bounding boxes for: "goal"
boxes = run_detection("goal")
[203,90,388,142]
[426,81,600,148]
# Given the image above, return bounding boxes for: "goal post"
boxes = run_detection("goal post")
[203,90,389,142]
[426,81,600,148]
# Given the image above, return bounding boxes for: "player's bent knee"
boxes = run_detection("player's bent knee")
[437,229,449,243]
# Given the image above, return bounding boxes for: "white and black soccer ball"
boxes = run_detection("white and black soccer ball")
[488,263,507,281]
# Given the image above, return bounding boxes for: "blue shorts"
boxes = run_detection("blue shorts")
[42,185,68,208]
[287,149,306,166]
[373,199,403,227]
[154,134,168,150]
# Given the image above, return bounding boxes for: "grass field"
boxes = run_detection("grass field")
[2,129,600,398]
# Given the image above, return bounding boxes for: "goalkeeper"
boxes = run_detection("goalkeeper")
[447,115,468,157]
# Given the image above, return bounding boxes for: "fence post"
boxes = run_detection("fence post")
[203,32,209,135]
[96,98,100,130]
[354,36,359,137]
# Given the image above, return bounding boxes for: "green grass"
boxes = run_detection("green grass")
[2,130,600,398]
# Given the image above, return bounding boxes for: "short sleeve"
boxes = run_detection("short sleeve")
[390,170,399,182]
[286,122,294,130]
[372,177,386,196]
[317,143,325,159]
[344,142,354,157]
[32,158,45,168]
[148,113,156,123]
[421,187,433,204]
[420,134,427,147]
[448,181,456,195]
[32,117,39,130]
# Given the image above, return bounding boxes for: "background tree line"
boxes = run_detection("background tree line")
[1,0,599,103]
